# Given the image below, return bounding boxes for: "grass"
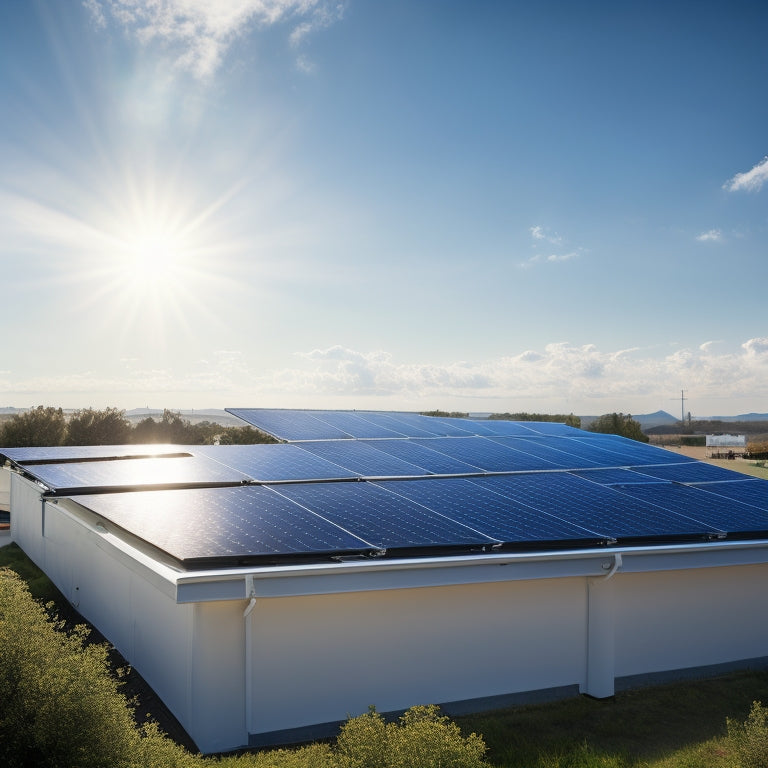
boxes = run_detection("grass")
[3,541,768,768]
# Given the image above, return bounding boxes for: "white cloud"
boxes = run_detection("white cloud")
[723,156,768,193]
[529,225,561,244]
[86,0,345,79]
[6,340,768,415]
[696,229,722,242]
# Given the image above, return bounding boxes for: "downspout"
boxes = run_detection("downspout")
[243,575,257,739]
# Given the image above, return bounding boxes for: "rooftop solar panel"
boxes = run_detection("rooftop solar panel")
[556,436,695,467]
[627,461,747,484]
[611,483,768,537]
[271,481,497,551]
[295,440,431,477]
[226,409,352,441]
[306,411,407,438]
[69,486,376,566]
[487,436,603,469]
[472,473,723,541]
[412,437,564,472]
[378,477,603,545]
[688,479,768,511]
[23,455,250,494]
[364,439,483,475]
[194,444,359,482]
[1,444,189,464]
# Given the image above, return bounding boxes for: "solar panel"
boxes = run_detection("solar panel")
[305,411,407,438]
[378,477,603,544]
[22,455,250,494]
[556,436,695,467]
[571,467,662,485]
[69,486,375,565]
[364,439,483,475]
[344,412,439,438]
[226,409,353,440]
[412,437,564,472]
[611,483,768,536]
[272,481,496,550]
[688,479,768,512]
[194,444,359,481]
[487,436,603,469]
[471,473,723,541]
[295,441,431,477]
[627,462,747,484]
[1,444,189,464]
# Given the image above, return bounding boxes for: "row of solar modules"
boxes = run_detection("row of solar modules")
[226,408,584,441]
[61,471,768,567]
[0,434,715,492]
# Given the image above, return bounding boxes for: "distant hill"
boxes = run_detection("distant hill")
[580,411,677,430]
[709,413,768,422]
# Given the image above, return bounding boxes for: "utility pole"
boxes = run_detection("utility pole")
[680,390,686,427]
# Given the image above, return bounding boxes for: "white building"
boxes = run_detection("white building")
[3,410,768,753]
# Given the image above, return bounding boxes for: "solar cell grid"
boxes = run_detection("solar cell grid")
[412,437,563,472]
[69,486,375,565]
[226,409,352,441]
[1,445,187,464]
[307,411,406,438]
[378,477,602,544]
[488,436,601,468]
[364,439,482,475]
[23,455,249,493]
[271,481,496,550]
[296,440,430,476]
[688,479,768,512]
[630,462,745,484]
[194,443,360,481]
[611,483,768,535]
[471,473,722,540]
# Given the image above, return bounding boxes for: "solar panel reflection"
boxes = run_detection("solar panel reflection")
[69,486,375,564]
[24,455,249,492]
[272,481,495,549]
[379,477,601,543]
[296,441,430,476]
[195,443,359,481]
[473,473,722,540]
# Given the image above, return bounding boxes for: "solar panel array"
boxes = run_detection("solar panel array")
[3,409,768,568]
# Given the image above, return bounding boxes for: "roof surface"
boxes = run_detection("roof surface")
[3,410,767,569]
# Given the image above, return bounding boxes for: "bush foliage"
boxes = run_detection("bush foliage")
[0,563,488,767]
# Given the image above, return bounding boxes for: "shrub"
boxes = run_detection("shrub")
[726,700,768,768]
[335,704,489,768]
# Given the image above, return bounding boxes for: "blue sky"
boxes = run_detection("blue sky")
[1,0,767,417]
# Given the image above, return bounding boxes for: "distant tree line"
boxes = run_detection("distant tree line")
[488,412,582,428]
[585,412,648,442]
[0,406,276,447]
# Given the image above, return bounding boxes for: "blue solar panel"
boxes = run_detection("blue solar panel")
[472,474,722,540]
[378,477,602,544]
[346,412,438,437]
[272,482,495,550]
[627,462,747,484]
[688,479,768,512]
[571,468,662,485]
[194,444,359,481]
[556,436,694,467]
[612,483,768,536]
[295,441,430,477]
[69,486,375,565]
[412,437,564,472]
[22,455,249,493]
[383,413,476,437]
[488,437,603,469]
[226,409,352,440]
[515,422,583,436]
[471,421,542,436]
[1,445,188,463]
[364,440,483,475]
[306,411,407,438]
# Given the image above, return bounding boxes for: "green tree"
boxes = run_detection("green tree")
[130,410,193,444]
[587,412,648,442]
[0,406,66,447]
[65,407,131,445]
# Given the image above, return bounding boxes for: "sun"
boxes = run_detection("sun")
[123,227,185,281]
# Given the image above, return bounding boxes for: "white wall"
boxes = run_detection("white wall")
[613,566,768,677]
[246,576,588,737]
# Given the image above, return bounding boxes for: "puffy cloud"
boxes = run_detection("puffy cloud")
[86,0,345,78]
[696,229,722,242]
[723,156,768,193]
[6,340,768,414]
